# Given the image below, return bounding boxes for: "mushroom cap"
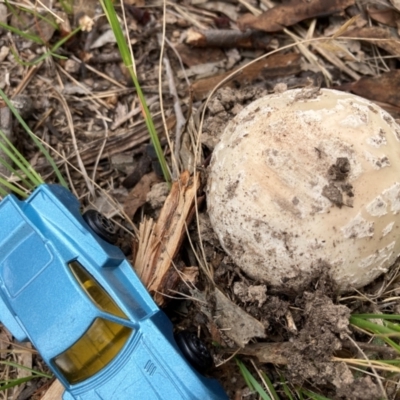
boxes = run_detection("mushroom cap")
[207,88,400,292]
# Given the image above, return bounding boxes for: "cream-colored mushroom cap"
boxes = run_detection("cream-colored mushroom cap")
[207,88,400,292]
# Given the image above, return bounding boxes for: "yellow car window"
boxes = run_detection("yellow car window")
[69,261,126,319]
[53,317,132,384]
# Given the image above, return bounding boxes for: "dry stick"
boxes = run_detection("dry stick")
[345,334,387,399]
[91,115,108,186]
[169,2,209,30]
[12,63,42,97]
[51,88,94,197]
[71,55,126,90]
[292,24,360,81]
[111,96,158,130]
[56,65,113,110]
[157,0,178,179]
[61,148,78,198]
[165,37,191,88]
[186,28,272,49]
[163,55,185,173]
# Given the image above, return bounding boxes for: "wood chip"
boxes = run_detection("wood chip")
[40,380,63,400]
[134,171,201,306]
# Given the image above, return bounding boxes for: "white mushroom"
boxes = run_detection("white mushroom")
[207,88,400,292]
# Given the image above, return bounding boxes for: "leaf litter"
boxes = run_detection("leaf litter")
[2,0,400,399]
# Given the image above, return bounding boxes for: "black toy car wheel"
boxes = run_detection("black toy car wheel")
[83,210,118,244]
[175,330,213,373]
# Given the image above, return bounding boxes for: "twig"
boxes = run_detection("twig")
[51,88,94,197]
[163,55,185,175]
[111,95,158,130]
[186,28,272,49]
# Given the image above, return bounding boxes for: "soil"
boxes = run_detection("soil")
[2,1,400,399]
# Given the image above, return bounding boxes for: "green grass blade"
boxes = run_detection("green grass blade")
[352,314,400,321]
[300,388,332,400]
[0,156,35,189]
[0,22,44,44]
[0,178,28,197]
[350,316,400,353]
[58,0,73,14]
[384,321,400,332]
[0,361,53,378]
[10,27,80,67]
[235,358,272,400]
[0,185,9,197]
[0,131,42,186]
[100,0,171,186]
[18,7,58,29]
[279,375,294,400]
[261,371,280,400]
[0,89,67,188]
[0,376,38,390]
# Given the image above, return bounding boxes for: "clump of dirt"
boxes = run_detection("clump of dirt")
[322,157,354,208]
[284,288,351,387]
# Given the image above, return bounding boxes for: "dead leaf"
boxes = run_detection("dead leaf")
[123,172,161,218]
[343,26,400,56]
[191,52,301,100]
[367,6,400,27]
[348,70,400,108]
[175,42,225,67]
[238,0,355,32]
[11,11,57,43]
[390,0,400,12]
[212,288,266,347]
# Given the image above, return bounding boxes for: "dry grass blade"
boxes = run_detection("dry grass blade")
[134,171,201,306]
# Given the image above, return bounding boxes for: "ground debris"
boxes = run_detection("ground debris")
[210,288,266,347]
[284,289,352,387]
[237,0,355,32]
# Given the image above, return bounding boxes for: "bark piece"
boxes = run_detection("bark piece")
[185,28,273,49]
[134,171,201,306]
[40,380,63,400]
[238,0,355,32]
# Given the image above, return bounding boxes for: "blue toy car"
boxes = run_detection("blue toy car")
[0,184,228,400]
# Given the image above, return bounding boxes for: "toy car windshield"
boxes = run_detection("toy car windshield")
[0,184,228,400]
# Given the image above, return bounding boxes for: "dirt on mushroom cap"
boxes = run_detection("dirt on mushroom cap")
[207,88,400,293]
